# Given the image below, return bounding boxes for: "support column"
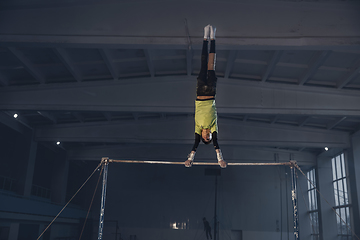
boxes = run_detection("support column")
[97,158,109,240]
[348,131,360,238]
[51,152,69,204]
[8,223,19,240]
[317,156,338,240]
[290,164,299,240]
[17,130,38,197]
[38,224,47,240]
[315,166,323,240]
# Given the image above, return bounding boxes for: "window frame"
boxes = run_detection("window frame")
[331,153,352,239]
[307,168,320,240]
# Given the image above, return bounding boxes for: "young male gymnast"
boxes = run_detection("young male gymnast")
[185,24,227,169]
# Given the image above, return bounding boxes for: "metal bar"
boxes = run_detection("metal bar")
[214,175,218,240]
[97,159,109,240]
[109,159,292,166]
[291,165,300,240]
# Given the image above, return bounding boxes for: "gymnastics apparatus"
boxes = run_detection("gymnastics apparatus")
[96,158,301,240]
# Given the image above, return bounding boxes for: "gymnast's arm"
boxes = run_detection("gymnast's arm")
[185,134,200,166]
[213,131,227,167]
[212,131,220,150]
[191,133,201,152]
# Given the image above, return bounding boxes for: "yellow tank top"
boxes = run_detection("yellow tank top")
[194,99,218,135]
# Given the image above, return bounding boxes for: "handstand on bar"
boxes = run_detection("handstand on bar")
[185,24,226,168]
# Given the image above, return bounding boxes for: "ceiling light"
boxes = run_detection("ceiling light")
[324,147,328,151]
[56,141,61,145]
[13,113,18,118]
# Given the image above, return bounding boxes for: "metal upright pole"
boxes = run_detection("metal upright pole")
[98,158,109,240]
[290,164,299,240]
[214,175,218,240]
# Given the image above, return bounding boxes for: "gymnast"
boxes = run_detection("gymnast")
[185,24,227,168]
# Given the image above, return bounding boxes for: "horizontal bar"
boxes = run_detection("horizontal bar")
[108,159,293,166]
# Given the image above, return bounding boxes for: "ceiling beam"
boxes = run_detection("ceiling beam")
[102,112,112,121]
[37,111,57,124]
[99,48,119,80]
[1,35,359,51]
[34,117,350,149]
[337,58,360,89]
[235,58,266,66]
[0,71,9,86]
[327,116,347,130]
[144,49,155,77]
[299,116,312,127]
[53,48,82,82]
[7,47,46,84]
[299,51,331,85]
[72,112,84,123]
[262,51,282,82]
[1,1,359,51]
[271,116,278,124]
[1,76,360,116]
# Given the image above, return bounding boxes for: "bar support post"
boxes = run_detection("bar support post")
[290,161,299,240]
[97,157,109,240]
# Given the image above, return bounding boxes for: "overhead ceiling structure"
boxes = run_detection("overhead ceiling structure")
[0,0,360,166]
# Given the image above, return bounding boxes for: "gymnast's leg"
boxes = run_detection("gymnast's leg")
[185,25,210,168]
[196,25,210,97]
[207,27,217,96]
[208,26,227,169]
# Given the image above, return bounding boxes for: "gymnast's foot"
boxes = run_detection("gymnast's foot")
[185,151,195,167]
[204,24,210,40]
[218,160,227,168]
[185,159,193,167]
[210,25,216,40]
[216,149,227,168]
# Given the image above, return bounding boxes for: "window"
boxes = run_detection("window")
[170,219,189,230]
[0,175,17,192]
[307,168,319,240]
[331,153,351,239]
[31,184,51,199]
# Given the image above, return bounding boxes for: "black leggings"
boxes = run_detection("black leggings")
[196,40,217,96]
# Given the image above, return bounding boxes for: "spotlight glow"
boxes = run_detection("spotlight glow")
[13,113,18,118]
[56,141,61,145]
[325,147,328,151]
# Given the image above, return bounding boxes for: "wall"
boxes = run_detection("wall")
[0,123,89,240]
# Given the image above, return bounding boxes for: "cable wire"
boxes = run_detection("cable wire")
[36,162,103,240]
[78,164,104,240]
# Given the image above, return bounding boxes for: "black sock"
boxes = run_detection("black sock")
[210,40,215,53]
[202,40,208,56]
[200,40,208,71]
